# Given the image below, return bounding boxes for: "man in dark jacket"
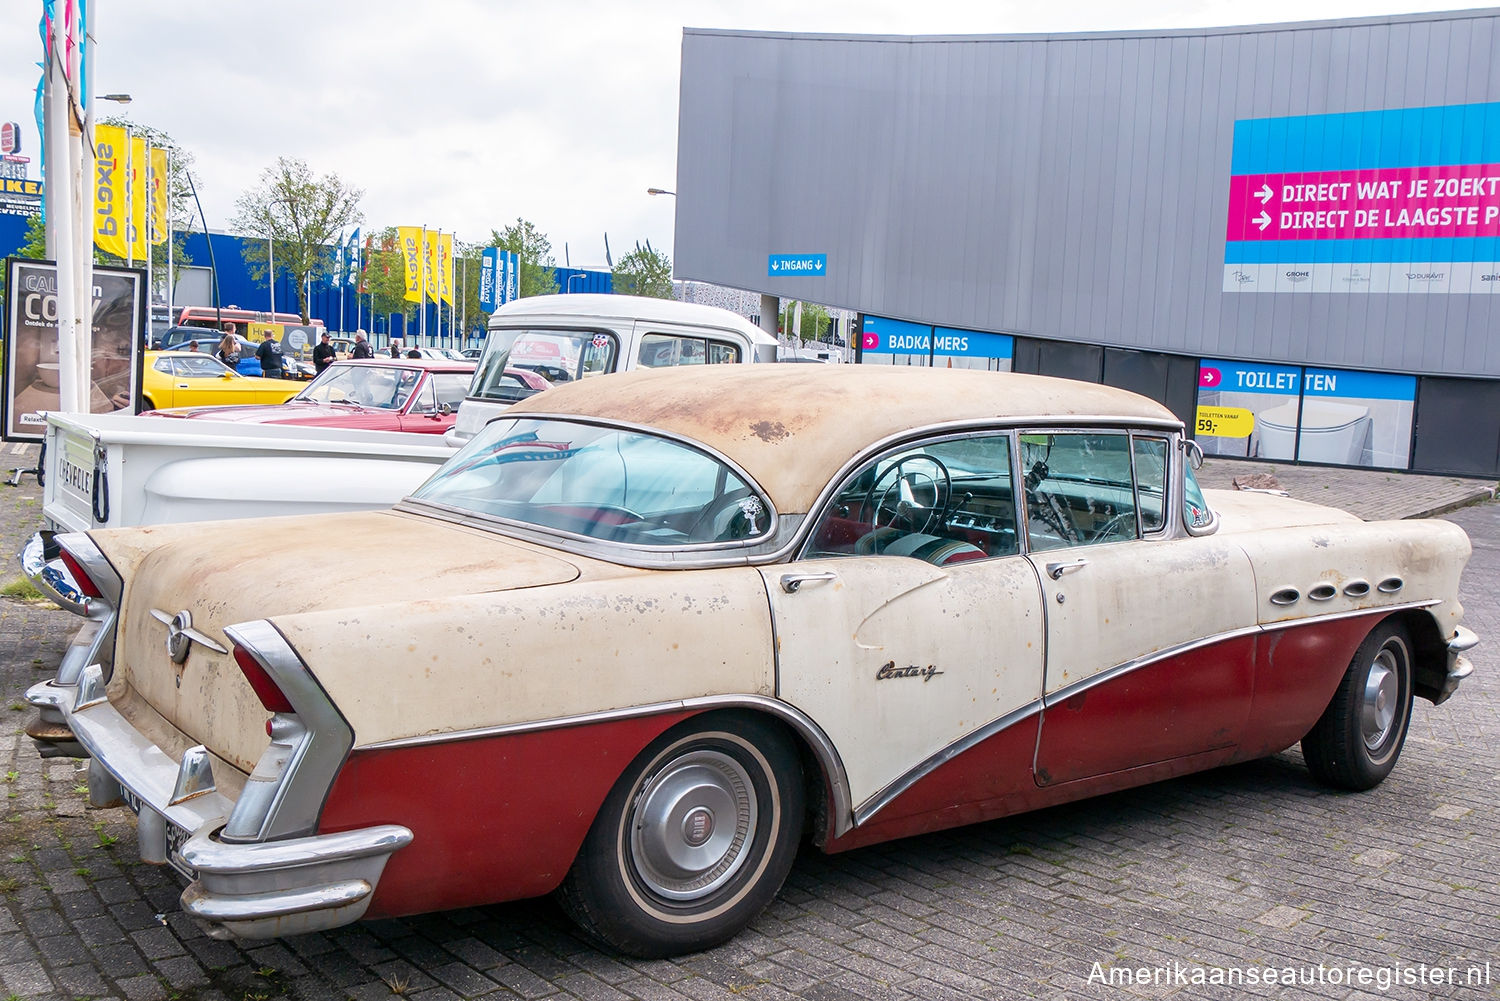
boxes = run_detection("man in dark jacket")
[312,331,338,373]
[350,332,374,359]
[256,331,285,378]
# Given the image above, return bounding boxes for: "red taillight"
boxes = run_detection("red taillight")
[58,549,102,599]
[233,645,295,714]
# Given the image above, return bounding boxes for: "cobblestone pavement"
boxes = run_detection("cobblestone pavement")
[1,442,1497,1001]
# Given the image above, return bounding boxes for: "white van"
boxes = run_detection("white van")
[448,294,779,444]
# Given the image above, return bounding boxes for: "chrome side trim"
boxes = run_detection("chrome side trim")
[1261,599,1438,630]
[360,693,856,839]
[851,600,1441,827]
[1041,625,1265,710]
[220,621,353,843]
[852,701,1044,828]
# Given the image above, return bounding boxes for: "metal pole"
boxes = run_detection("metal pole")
[182,168,221,329]
[165,148,174,332]
[268,237,275,314]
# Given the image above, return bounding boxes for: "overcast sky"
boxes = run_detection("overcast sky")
[0,1,1473,269]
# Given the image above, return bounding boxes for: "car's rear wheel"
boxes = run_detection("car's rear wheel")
[559,713,804,958]
[1301,620,1414,790]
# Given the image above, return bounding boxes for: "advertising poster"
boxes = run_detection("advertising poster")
[1298,367,1416,469]
[1196,360,1417,468]
[1224,101,1500,293]
[1195,359,1302,459]
[859,315,1014,371]
[2,259,143,442]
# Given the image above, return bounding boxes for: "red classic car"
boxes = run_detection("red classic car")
[142,358,544,434]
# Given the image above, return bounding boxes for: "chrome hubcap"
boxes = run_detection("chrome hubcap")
[630,750,756,901]
[1361,649,1399,750]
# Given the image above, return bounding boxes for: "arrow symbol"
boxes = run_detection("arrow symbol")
[1254,211,1272,232]
[814,259,824,271]
[771,261,780,271]
[1255,183,1274,205]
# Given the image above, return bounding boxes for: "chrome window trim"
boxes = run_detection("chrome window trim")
[360,693,856,839]
[403,413,1186,572]
[402,413,781,559]
[220,621,353,842]
[849,599,1438,827]
[852,700,1044,827]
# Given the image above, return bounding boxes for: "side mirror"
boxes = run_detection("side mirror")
[438,402,453,416]
[220,371,235,380]
[1182,438,1205,470]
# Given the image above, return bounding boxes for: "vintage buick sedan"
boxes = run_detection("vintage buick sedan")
[24,366,1476,957]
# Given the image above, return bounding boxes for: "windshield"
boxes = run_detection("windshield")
[471,327,618,402]
[411,418,772,547]
[294,364,421,410]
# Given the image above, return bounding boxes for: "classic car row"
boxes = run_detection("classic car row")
[23,364,1476,958]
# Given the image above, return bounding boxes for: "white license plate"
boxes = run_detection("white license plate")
[119,786,197,880]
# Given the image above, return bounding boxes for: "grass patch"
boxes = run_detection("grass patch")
[0,577,54,607]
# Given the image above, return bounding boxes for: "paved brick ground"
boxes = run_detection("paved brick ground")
[1,442,1497,1000]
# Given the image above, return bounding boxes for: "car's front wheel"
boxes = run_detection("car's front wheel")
[559,713,804,957]
[1301,620,1414,790]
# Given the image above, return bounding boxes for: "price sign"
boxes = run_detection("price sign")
[1195,405,1255,438]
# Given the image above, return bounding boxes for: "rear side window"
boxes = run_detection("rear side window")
[638,334,742,368]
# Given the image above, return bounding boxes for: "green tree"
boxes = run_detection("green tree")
[231,157,363,323]
[779,300,830,342]
[359,226,410,324]
[612,240,673,298]
[487,219,558,298]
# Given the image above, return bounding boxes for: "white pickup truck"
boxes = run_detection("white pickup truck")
[29,295,780,536]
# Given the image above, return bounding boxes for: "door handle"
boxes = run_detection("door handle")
[781,571,837,593]
[1046,559,1089,580]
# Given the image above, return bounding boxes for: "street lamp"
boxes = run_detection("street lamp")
[646,187,676,197]
[96,93,131,104]
[567,272,587,293]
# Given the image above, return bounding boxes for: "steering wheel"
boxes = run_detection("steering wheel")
[865,455,952,537]
[684,487,765,542]
[1088,510,1137,543]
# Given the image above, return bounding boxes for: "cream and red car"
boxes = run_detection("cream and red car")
[23,366,1476,957]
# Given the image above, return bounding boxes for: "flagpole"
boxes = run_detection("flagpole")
[124,125,132,271]
[338,231,346,334]
[46,7,80,412]
[419,226,428,345]
[144,135,153,327]
[165,147,174,331]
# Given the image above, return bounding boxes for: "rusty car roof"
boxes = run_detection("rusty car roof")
[505,366,1180,513]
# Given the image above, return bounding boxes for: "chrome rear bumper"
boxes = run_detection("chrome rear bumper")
[61,663,412,940]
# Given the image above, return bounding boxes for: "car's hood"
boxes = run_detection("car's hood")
[1204,487,1363,533]
[149,401,394,425]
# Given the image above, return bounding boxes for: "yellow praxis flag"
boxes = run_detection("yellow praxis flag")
[398,226,423,303]
[437,232,454,305]
[91,124,128,258]
[422,230,438,303]
[127,136,150,260]
[149,148,168,246]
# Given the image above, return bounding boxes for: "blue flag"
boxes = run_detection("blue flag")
[346,228,361,287]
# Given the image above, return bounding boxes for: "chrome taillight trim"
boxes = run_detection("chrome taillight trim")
[21,531,119,683]
[221,621,352,843]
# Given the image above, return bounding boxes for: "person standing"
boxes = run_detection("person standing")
[256,330,285,379]
[351,332,374,359]
[216,330,240,367]
[312,330,337,373]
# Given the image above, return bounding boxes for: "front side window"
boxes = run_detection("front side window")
[412,418,772,548]
[471,328,618,401]
[295,365,420,410]
[1133,436,1168,533]
[1021,433,1139,552]
[807,434,1016,564]
[172,356,234,379]
[408,380,438,414]
[432,373,472,409]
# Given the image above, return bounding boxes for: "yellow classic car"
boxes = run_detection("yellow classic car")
[140,351,301,410]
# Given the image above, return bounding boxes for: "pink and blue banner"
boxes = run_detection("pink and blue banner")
[1223,102,1500,293]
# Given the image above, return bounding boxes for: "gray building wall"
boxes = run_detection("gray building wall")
[674,10,1500,379]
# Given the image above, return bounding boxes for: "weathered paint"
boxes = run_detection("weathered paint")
[506,367,1179,513]
[275,568,776,747]
[764,554,1044,809]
